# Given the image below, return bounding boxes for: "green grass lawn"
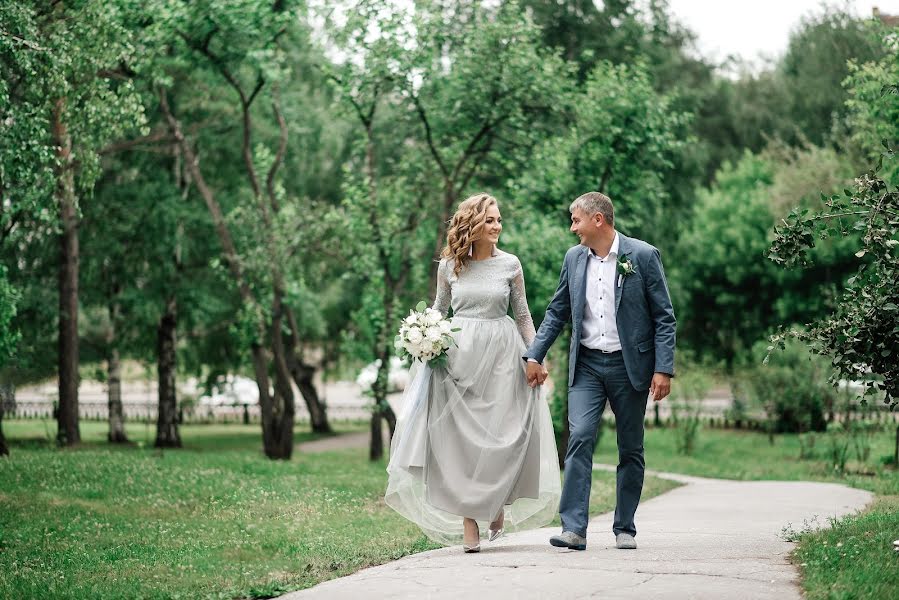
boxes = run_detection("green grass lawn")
[594,423,899,600]
[0,420,677,599]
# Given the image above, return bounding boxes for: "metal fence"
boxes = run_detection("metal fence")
[1,379,396,424]
[2,399,383,424]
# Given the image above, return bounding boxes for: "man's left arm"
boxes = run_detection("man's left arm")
[643,248,676,400]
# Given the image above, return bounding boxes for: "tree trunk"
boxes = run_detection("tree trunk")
[369,409,384,461]
[106,298,128,443]
[54,98,80,446]
[107,348,128,443]
[155,296,181,448]
[369,392,398,461]
[0,387,8,457]
[428,184,457,294]
[894,423,898,467]
[369,334,398,461]
[160,93,278,457]
[284,306,331,433]
[263,289,295,460]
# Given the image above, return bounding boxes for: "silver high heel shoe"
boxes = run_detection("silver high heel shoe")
[488,511,505,542]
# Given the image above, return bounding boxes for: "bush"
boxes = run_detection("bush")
[740,337,838,433]
[826,421,851,474]
[849,419,877,464]
[798,431,818,460]
[669,371,711,455]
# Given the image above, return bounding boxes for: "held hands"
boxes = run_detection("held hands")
[649,373,672,402]
[526,361,549,388]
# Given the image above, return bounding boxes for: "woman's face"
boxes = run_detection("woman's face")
[481,204,502,245]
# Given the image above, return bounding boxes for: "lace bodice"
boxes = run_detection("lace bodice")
[432,249,537,346]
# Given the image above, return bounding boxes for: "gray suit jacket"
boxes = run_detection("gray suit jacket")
[524,234,676,391]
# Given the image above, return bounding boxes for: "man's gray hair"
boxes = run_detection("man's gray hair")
[570,192,614,225]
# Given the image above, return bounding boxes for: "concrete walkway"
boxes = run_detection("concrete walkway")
[296,431,370,453]
[281,467,872,600]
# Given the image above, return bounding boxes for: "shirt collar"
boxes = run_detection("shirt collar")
[588,232,619,261]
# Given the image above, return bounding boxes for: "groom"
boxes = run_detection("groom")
[524,191,676,551]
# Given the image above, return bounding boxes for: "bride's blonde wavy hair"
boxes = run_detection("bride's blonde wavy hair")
[441,193,498,278]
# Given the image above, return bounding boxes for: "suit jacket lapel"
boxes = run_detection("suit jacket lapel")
[615,234,630,314]
[573,246,589,324]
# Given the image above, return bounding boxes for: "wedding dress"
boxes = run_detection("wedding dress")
[385,249,561,545]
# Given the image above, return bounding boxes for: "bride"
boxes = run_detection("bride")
[385,193,561,552]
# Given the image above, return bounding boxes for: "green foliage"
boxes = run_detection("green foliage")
[769,24,899,406]
[769,147,899,408]
[0,3,55,230]
[675,142,861,367]
[844,24,899,185]
[2,1,147,192]
[793,497,899,600]
[513,59,691,241]
[403,0,576,193]
[826,421,852,474]
[850,419,876,464]
[669,371,711,456]
[780,8,886,147]
[0,266,20,367]
[798,431,818,461]
[596,423,899,496]
[673,153,781,365]
[1,0,147,382]
[740,337,838,434]
[0,421,439,598]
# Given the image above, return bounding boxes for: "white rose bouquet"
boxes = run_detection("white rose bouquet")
[395,301,459,368]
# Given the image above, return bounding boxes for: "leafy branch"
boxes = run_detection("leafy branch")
[768,139,898,409]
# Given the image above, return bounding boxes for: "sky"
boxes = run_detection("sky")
[665,0,899,65]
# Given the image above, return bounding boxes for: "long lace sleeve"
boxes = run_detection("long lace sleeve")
[432,259,452,317]
[510,259,536,347]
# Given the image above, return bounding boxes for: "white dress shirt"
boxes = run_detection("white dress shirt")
[580,232,621,352]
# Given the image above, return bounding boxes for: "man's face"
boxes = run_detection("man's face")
[570,208,600,246]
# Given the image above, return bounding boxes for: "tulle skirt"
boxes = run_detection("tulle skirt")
[385,315,562,546]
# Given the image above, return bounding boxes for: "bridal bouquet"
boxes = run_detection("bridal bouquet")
[395,301,459,367]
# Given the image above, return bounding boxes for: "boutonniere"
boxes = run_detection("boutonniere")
[617,254,636,288]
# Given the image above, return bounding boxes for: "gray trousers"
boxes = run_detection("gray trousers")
[559,346,647,538]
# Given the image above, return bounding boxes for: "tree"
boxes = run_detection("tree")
[79,140,213,447]
[324,1,424,460]
[1,1,146,445]
[673,139,862,368]
[780,8,886,148]
[513,60,691,248]
[843,23,899,184]
[521,0,715,192]
[401,0,575,288]
[322,0,574,458]
[769,30,899,408]
[147,0,344,457]
[673,154,782,366]
[769,147,898,409]
[0,265,19,456]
